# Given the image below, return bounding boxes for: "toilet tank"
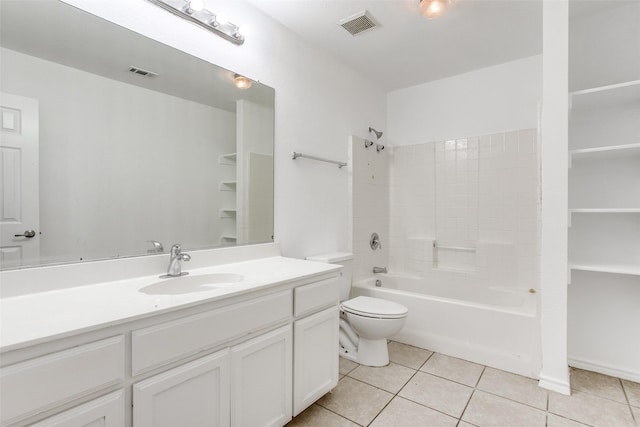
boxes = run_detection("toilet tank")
[306,252,353,301]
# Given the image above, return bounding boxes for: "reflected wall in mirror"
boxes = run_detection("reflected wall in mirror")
[0,0,274,269]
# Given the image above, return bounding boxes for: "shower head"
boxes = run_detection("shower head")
[369,127,383,140]
[376,144,385,152]
[364,140,374,148]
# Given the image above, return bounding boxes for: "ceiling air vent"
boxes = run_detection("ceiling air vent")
[339,11,379,36]
[128,66,158,78]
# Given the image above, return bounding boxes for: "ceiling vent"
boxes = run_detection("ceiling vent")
[128,66,158,77]
[339,11,379,36]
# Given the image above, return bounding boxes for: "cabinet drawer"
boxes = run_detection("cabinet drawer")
[29,390,125,427]
[132,290,292,375]
[294,277,339,318]
[0,336,125,425]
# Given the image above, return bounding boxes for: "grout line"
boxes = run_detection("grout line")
[312,403,365,427]
[458,388,476,425]
[473,365,487,388]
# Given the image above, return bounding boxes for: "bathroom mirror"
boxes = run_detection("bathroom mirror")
[0,0,275,270]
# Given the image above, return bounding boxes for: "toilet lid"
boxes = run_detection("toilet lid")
[341,296,408,319]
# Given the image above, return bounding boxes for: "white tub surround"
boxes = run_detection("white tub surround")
[353,276,539,379]
[0,243,341,426]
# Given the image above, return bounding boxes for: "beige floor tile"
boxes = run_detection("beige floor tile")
[631,405,640,426]
[388,341,433,369]
[317,377,393,426]
[457,422,477,427]
[623,379,640,407]
[570,367,627,403]
[549,389,635,427]
[286,404,359,427]
[476,367,547,409]
[546,413,590,427]
[462,390,546,427]
[348,362,416,394]
[420,353,484,386]
[338,357,359,376]
[369,397,457,427]
[398,371,473,418]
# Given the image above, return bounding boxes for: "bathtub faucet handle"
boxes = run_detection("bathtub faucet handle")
[370,232,382,250]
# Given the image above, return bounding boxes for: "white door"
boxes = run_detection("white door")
[231,325,292,427]
[293,306,339,416]
[133,349,230,427]
[0,92,40,268]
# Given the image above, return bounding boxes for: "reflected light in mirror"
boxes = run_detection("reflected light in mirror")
[234,74,253,89]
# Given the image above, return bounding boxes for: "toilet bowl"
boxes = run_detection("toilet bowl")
[306,253,408,367]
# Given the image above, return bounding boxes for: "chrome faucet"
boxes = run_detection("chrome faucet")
[164,244,191,277]
[373,266,387,274]
[147,240,164,254]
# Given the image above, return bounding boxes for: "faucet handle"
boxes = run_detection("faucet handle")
[147,240,164,254]
[170,244,182,256]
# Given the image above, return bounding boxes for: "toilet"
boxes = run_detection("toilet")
[306,252,408,367]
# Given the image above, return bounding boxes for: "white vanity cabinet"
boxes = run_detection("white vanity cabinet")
[231,325,292,427]
[29,391,125,427]
[292,278,340,416]
[133,350,230,427]
[0,262,341,427]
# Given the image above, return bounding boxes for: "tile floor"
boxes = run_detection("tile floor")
[286,341,640,427]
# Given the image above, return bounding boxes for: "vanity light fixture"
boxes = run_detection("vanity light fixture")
[419,0,451,19]
[146,0,245,45]
[234,74,252,89]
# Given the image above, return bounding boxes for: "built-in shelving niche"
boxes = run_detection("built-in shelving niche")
[219,152,237,243]
[568,79,640,287]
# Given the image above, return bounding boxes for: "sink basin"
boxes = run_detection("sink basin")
[140,273,244,295]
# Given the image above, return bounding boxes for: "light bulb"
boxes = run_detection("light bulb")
[189,0,204,12]
[234,74,252,90]
[419,0,451,19]
[216,12,228,25]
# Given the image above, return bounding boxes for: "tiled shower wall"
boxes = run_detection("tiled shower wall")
[349,136,390,282]
[388,129,539,289]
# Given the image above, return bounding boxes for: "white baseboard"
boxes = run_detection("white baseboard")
[538,371,571,395]
[569,357,640,383]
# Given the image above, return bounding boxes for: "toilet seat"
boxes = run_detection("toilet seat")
[341,296,408,320]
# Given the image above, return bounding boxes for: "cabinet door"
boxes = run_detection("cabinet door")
[293,306,339,416]
[231,325,292,427]
[29,391,124,427]
[133,349,230,427]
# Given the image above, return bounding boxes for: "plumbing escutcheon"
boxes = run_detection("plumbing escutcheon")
[370,232,381,250]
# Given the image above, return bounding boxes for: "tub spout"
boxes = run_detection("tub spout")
[373,266,387,274]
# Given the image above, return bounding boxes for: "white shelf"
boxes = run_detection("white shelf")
[569,80,640,111]
[218,181,237,191]
[568,208,640,226]
[219,209,237,218]
[219,153,237,165]
[568,143,640,168]
[568,263,640,284]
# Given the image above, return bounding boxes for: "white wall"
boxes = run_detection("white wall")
[1,47,235,263]
[62,0,386,260]
[387,55,541,145]
[569,1,640,90]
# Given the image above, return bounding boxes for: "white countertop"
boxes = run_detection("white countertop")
[0,256,340,352]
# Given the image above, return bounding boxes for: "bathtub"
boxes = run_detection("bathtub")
[352,274,541,378]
